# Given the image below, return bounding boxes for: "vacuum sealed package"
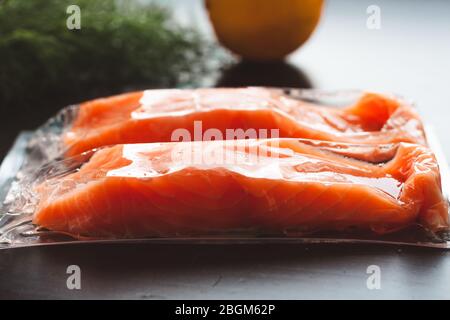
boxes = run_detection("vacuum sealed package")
[1,87,449,248]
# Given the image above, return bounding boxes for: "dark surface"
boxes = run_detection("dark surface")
[1,0,450,299]
[1,243,450,300]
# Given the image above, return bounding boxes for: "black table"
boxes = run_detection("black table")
[2,243,450,299]
[1,0,450,299]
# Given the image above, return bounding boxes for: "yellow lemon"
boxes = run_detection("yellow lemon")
[206,0,324,61]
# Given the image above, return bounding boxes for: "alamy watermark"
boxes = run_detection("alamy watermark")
[366,5,381,30]
[66,264,81,290]
[169,121,282,165]
[66,5,81,30]
[366,265,381,290]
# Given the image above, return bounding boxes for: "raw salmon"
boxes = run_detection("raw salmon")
[33,139,448,238]
[63,88,427,157]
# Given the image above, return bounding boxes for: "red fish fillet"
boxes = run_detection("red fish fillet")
[64,88,427,157]
[33,139,448,238]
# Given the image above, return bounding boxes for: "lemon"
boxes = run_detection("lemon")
[206,0,324,61]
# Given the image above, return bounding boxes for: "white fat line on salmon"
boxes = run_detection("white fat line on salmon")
[175,304,209,318]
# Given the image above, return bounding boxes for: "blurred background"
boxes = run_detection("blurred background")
[1,0,449,158]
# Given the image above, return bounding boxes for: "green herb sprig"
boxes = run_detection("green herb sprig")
[0,0,215,126]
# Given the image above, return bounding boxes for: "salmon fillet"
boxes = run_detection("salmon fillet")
[33,139,448,238]
[64,88,427,157]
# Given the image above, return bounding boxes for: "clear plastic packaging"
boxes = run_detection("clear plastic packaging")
[1,89,449,249]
